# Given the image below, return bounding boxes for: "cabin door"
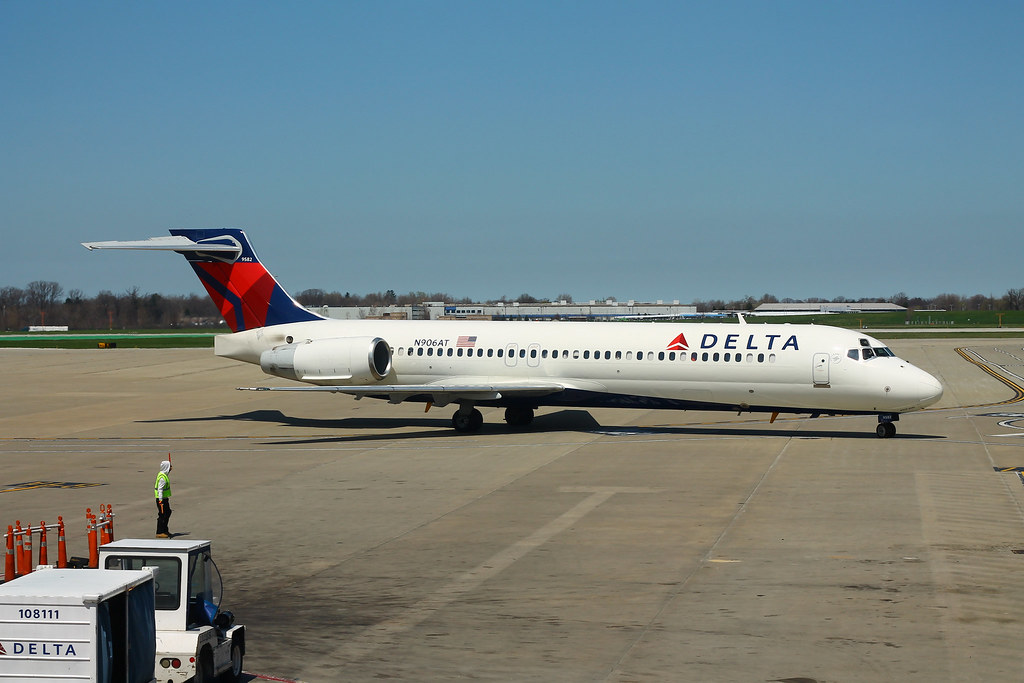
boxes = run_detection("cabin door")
[812,353,830,387]
[527,343,541,367]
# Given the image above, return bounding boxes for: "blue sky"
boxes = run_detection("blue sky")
[2,2,1021,303]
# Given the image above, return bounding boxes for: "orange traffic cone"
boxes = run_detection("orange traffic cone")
[105,504,115,543]
[14,521,25,577]
[38,521,48,566]
[86,510,98,569]
[57,517,67,568]
[4,526,14,582]
[23,525,33,574]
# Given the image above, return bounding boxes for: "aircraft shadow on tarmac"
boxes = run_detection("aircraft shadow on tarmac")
[139,409,943,444]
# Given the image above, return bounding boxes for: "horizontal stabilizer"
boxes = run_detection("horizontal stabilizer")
[82,235,242,257]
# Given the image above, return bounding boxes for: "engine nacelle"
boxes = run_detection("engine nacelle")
[259,336,392,383]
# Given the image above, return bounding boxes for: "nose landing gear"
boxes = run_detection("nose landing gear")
[876,414,898,438]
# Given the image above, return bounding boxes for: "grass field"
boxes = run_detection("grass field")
[2,311,1023,349]
[0,330,223,349]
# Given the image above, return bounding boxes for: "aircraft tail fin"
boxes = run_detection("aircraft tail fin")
[83,228,325,332]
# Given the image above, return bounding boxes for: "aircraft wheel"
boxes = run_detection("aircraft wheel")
[504,406,534,427]
[876,422,896,438]
[452,408,483,433]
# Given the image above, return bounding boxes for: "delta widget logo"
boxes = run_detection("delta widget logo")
[666,333,689,351]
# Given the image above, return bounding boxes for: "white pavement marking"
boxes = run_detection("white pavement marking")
[333,487,654,663]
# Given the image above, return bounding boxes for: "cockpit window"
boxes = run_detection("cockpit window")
[847,349,859,361]
[862,348,875,360]
[874,347,895,357]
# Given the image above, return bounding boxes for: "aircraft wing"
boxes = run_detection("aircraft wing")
[238,381,566,407]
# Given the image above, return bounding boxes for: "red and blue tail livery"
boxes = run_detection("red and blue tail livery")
[169,229,323,332]
[84,229,323,332]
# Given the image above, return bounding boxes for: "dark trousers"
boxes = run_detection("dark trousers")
[156,499,172,535]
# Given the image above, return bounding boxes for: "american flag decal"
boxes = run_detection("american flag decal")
[457,335,478,348]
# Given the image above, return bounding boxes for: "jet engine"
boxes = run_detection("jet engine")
[259,336,392,383]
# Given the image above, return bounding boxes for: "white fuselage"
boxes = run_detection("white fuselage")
[216,319,943,416]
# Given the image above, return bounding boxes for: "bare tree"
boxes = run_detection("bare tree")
[25,281,64,325]
[0,286,24,330]
[1004,288,1024,311]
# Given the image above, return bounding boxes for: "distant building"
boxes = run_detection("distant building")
[309,300,699,322]
[752,302,905,315]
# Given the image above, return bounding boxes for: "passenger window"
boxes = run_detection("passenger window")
[604,351,611,360]
[542,350,548,358]
[530,349,537,358]
[712,353,720,362]
[427,348,434,356]
[519,349,526,358]
[497,349,504,358]
[669,352,676,361]
[615,351,622,360]
[746,353,753,362]
[583,350,590,359]
[457,348,463,357]
[723,353,730,362]
[487,349,493,357]
[769,354,776,363]
[573,350,580,359]
[702,352,709,361]
[757,353,765,363]
[691,352,697,361]
[626,351,633,360]
[447,348,454,356]
[658,352,665,361]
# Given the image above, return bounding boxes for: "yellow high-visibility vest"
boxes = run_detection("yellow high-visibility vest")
[154,472,172,499]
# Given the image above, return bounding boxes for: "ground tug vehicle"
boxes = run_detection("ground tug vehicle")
[99,539,245,683]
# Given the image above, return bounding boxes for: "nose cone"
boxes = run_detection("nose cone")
[915,372,944,408]
[891,366,943,411]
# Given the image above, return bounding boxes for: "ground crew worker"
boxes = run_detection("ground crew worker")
[155,459,172,538]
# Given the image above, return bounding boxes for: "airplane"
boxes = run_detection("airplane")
[83,228,943,437]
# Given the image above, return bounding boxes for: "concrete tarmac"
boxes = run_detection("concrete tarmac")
[2,338,1024,682]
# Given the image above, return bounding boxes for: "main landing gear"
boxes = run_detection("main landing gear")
[504,406,534,427]
[450,405,537,433]
[452,405,483,433]
[876,415,898,438]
